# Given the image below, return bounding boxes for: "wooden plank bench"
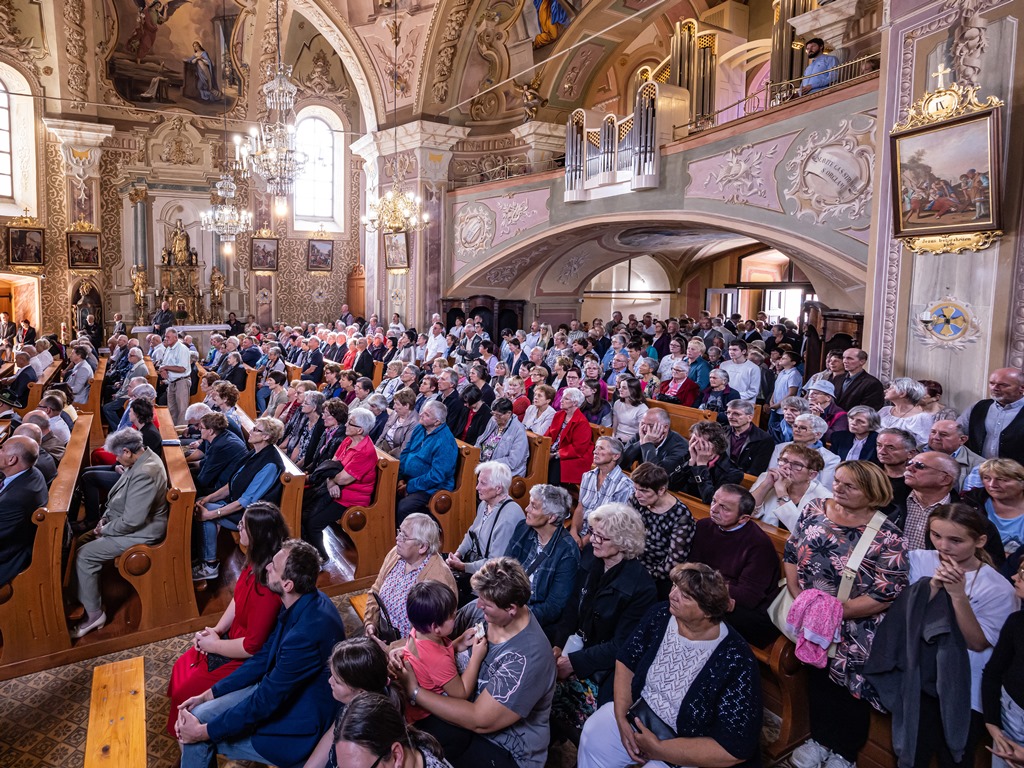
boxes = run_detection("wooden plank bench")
[340,447,400,580]
[0,414,93,664]
[286,362,302,382]
[510,431,550,503]
[114,409,199,632]
[429,440,479,550]
[84,657,146,768]
[15,358,63,419]
[80,357,108,446]
[143,357,158,389]
[372,360,384,387]
[648,400,764,437]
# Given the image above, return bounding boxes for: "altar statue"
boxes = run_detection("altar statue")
[209,266,225,302]
[170,219,191,266]
[131,264,147,306]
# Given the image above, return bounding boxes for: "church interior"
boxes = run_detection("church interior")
[0,0,1022,764]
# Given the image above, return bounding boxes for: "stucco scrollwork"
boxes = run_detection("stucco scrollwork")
[0,0,44,68]
[485,256,531,286]
[454,202,496,262]
[784,118,874,225]
[557,253,586,285]
[497,198,536,236]
[63,0,88,109]
[705,143,779,203]
[431,0,470,103]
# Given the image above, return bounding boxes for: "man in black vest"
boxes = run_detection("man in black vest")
[958,367,1024,464]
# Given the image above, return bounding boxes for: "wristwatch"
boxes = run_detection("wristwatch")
[778,495,792,504]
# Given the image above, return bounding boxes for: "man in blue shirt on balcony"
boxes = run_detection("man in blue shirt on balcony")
[800,38,839,95]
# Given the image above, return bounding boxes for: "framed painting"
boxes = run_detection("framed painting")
[383,231,409,270]
[307,239,333,271]
[67,232,101,269]
[890,107,1001,238]
[8,227,44,266]
[251,237,279,271]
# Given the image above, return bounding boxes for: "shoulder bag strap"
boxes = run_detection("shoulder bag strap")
[836,511,888,603]
[482,499,516,558]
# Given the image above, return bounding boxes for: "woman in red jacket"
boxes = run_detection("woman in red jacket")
[545,386,594,487]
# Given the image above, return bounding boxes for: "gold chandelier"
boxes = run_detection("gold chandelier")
[360,2,427,235]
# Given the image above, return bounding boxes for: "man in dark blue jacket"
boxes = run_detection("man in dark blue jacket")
[176,539,346,768]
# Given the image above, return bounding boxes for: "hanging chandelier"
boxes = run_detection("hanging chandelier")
[238,0,305,203]
[359,4,427,235]
[201,171,253,253]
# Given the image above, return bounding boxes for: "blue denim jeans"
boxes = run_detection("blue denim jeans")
[196,503,241,561]
[179,684,269,768]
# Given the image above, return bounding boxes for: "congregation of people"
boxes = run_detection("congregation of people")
[10,303,1024,768]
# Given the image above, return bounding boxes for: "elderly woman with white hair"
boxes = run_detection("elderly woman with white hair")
[300,407,380,563]
[447,461,524,585]
[879,376,935,447]
[363,512,457,641]
[544,386,595,487]
[375,359,405,404]
[768,412,841,490]
[551,503,657,741]
[505,483,581,640]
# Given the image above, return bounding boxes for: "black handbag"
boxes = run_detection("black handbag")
[372,591,400,644]
[626,697,677,741]
[205,633,233,672]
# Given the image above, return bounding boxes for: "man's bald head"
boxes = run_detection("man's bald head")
[989,368,1024,405]
[13,423,42,445]
[2,434,39,468]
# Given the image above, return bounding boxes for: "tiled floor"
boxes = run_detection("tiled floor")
[0,592,365,768]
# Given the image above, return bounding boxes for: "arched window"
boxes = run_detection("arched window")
[293,115,337,225]
[0,79,12,199]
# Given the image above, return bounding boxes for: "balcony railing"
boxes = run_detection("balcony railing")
[682,52,881,134]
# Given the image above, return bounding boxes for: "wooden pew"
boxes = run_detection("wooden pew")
[14,358,63,419]
[648,399,764,437]
[742,473,758,489]
[428,440,479,549]
[115,409,199,631]
[79,357,108,447]
[234,409,307,537]
[84,657,146,768]
[340,447,400,580]
[510,431,550,503]
[0,414,93,664]
[589,423,612,443]
[143,357,158,389]
[286,362,301,382]
[372,361,384,387]
[238,365,258,418]
[675,490,808,758]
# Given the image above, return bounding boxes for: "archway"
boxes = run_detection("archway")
[447,213,867,319]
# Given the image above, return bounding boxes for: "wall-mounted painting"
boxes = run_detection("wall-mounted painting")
[891,108,1002,238]
[307,239,333,271]
[383,231,409,269]
[8,227,44,266]
[104,0,246,116]
[67,232,101,269]
[251,237,279,271]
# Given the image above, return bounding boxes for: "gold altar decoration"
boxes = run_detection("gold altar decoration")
[158,219,209,323]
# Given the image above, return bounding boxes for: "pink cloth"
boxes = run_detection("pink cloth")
[787,588,844,668]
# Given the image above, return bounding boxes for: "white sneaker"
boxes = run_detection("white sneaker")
[791,740,832,768]
[823,754,855,768]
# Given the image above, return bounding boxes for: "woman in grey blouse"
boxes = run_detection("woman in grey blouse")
[446,461,524,575]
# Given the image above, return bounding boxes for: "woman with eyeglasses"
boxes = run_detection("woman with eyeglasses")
[362,513,456,641]
[192,416,286,584]
[656,338,687,380]
[628,462,696,599]
[768,412,841,490]
[751,443,832,531]
[167,502,287,736]
[785,460,907,768]
[550,503,657,743]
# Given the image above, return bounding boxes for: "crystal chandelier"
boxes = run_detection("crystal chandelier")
[201,171,253,253]
[360,2,427,235]
[238,0,305,203]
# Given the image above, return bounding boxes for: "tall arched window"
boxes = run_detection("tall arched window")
[0,79,13,199]
[294,116,335,221]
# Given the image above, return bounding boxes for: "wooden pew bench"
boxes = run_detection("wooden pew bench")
[114,409,199,632]
[143,357,158,389]
[286,362,302,382]
[238,365,258,418]
[15,358,63,419]
[340,447,400,580]
[429,440,479,550]
[81,357,109,447]
[84,657,146,768]
[510,431,550,503]
[372,360,384,387]
[0,414,93,664]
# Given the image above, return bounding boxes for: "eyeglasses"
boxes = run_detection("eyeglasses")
[368,753,389,768]
[395,529,412,542]
[250,427,265,434]
[777,458,808,471]
[590,531,610,544]
[906,460,952,477]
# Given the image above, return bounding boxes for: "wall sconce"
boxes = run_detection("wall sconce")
[918,310,935,330]
[791,40,805,50]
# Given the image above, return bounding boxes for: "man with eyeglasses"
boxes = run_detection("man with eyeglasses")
[894,451,960,550]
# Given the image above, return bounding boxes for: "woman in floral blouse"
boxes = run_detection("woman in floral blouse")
[784,460,908,768]
[628,462,696,599]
